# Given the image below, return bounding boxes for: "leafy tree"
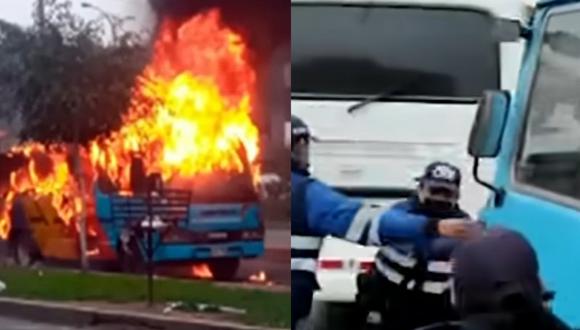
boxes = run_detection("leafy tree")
[0,0,150,145]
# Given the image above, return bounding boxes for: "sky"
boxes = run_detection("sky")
[0,0,156,40]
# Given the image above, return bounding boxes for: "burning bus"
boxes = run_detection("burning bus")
[0,1,288,281]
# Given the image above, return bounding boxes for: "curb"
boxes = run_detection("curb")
[0,297,288,330]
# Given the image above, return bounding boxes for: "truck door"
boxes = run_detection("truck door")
[483,3,580,326]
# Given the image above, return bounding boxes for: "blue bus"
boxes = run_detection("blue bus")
[8,156,264,281]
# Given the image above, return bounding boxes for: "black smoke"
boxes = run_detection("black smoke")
[148,0,289,57]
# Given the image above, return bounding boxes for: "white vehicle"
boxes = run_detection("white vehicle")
[291,0,532,326]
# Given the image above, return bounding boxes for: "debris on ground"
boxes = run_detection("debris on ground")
[163,301,246,315]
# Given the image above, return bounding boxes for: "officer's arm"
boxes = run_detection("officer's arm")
[428,236,461,260]
[305,180,436,245]
[371,206,439,245]
[304,179,364,239]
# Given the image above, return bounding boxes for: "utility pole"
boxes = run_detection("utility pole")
[73,117,89,273]
[81,2,129,44]
[37,0,46,30]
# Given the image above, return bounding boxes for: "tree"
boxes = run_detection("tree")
[0,0,151,271]
[0,0,150,144]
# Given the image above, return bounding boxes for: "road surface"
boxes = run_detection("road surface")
[0,316,70,330]
[239,227,289,285]
[0,316,150,330]
[155,227,290,286]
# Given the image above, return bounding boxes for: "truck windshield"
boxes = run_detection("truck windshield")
[291,4,499,99]
[516,9,580,200]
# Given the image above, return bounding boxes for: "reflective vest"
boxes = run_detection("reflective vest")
[373,198,463,295]
[374,244,453,295]
[290,174,323,275]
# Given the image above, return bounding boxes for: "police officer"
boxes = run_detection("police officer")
[357,161,476,330]
[416,227,570,330]
[290,116,475,330]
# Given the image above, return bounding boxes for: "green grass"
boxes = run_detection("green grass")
[0,267,290,328]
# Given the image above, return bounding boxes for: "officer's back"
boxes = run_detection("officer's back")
[417,227,571,330]
[290,117,321,330]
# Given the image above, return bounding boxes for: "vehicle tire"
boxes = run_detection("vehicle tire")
[117,237,145,274]
[309,301,359,330]
[208,258,240,281]
[11,232,39,268]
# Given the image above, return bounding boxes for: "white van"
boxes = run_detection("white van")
[291,0,532,326]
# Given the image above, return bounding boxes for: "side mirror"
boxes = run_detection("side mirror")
[468,90,510,158]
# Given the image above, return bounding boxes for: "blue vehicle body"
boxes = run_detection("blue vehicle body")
[472,0,580,326]
[94,184,264,268]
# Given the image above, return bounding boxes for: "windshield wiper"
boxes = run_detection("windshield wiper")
[346,81,415,114]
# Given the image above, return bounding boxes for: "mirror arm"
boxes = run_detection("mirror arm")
[520,25,533,40]
[472,157,505,207]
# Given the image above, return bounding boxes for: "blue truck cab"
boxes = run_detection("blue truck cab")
[468,0,580,326]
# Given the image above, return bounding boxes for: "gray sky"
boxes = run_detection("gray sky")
[0,0,155,39]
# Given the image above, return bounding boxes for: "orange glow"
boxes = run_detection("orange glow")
[86,248,101,256]
[0,9,260,240]
[89,9,259,187]
[249,271,273,286]
[191,263,214,279]
[0,143,86,237]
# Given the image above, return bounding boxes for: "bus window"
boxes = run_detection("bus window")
[516,8,580,202]
[291,4,499,98]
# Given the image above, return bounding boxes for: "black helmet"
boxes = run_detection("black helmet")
[416,161,462,213]
[291,115,310,172]
[291,115,310,149]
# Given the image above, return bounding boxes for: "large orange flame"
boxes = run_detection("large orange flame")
[0,9,260,240]
[191,263,214,279]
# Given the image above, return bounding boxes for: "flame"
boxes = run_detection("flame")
[0,9,260,240]
[191,263,214,279]
[86,247,101,256]
[90,9,259,187]
[249,271,273,286]
[0,143,86,233]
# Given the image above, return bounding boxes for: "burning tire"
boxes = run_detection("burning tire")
[208,258,240,281]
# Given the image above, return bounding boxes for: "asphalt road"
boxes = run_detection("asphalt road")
[0,317,73,330]
[0,316,148,330]
[239,227,289,285]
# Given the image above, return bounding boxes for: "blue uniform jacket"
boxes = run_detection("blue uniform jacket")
[292,172,440,248]
[385,197,470,260]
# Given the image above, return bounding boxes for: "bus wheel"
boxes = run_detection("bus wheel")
[117,237,144,274]
[208,258,240,281]
[12,234,37,268]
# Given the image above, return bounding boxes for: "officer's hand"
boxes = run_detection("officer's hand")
[437,219,482,239]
